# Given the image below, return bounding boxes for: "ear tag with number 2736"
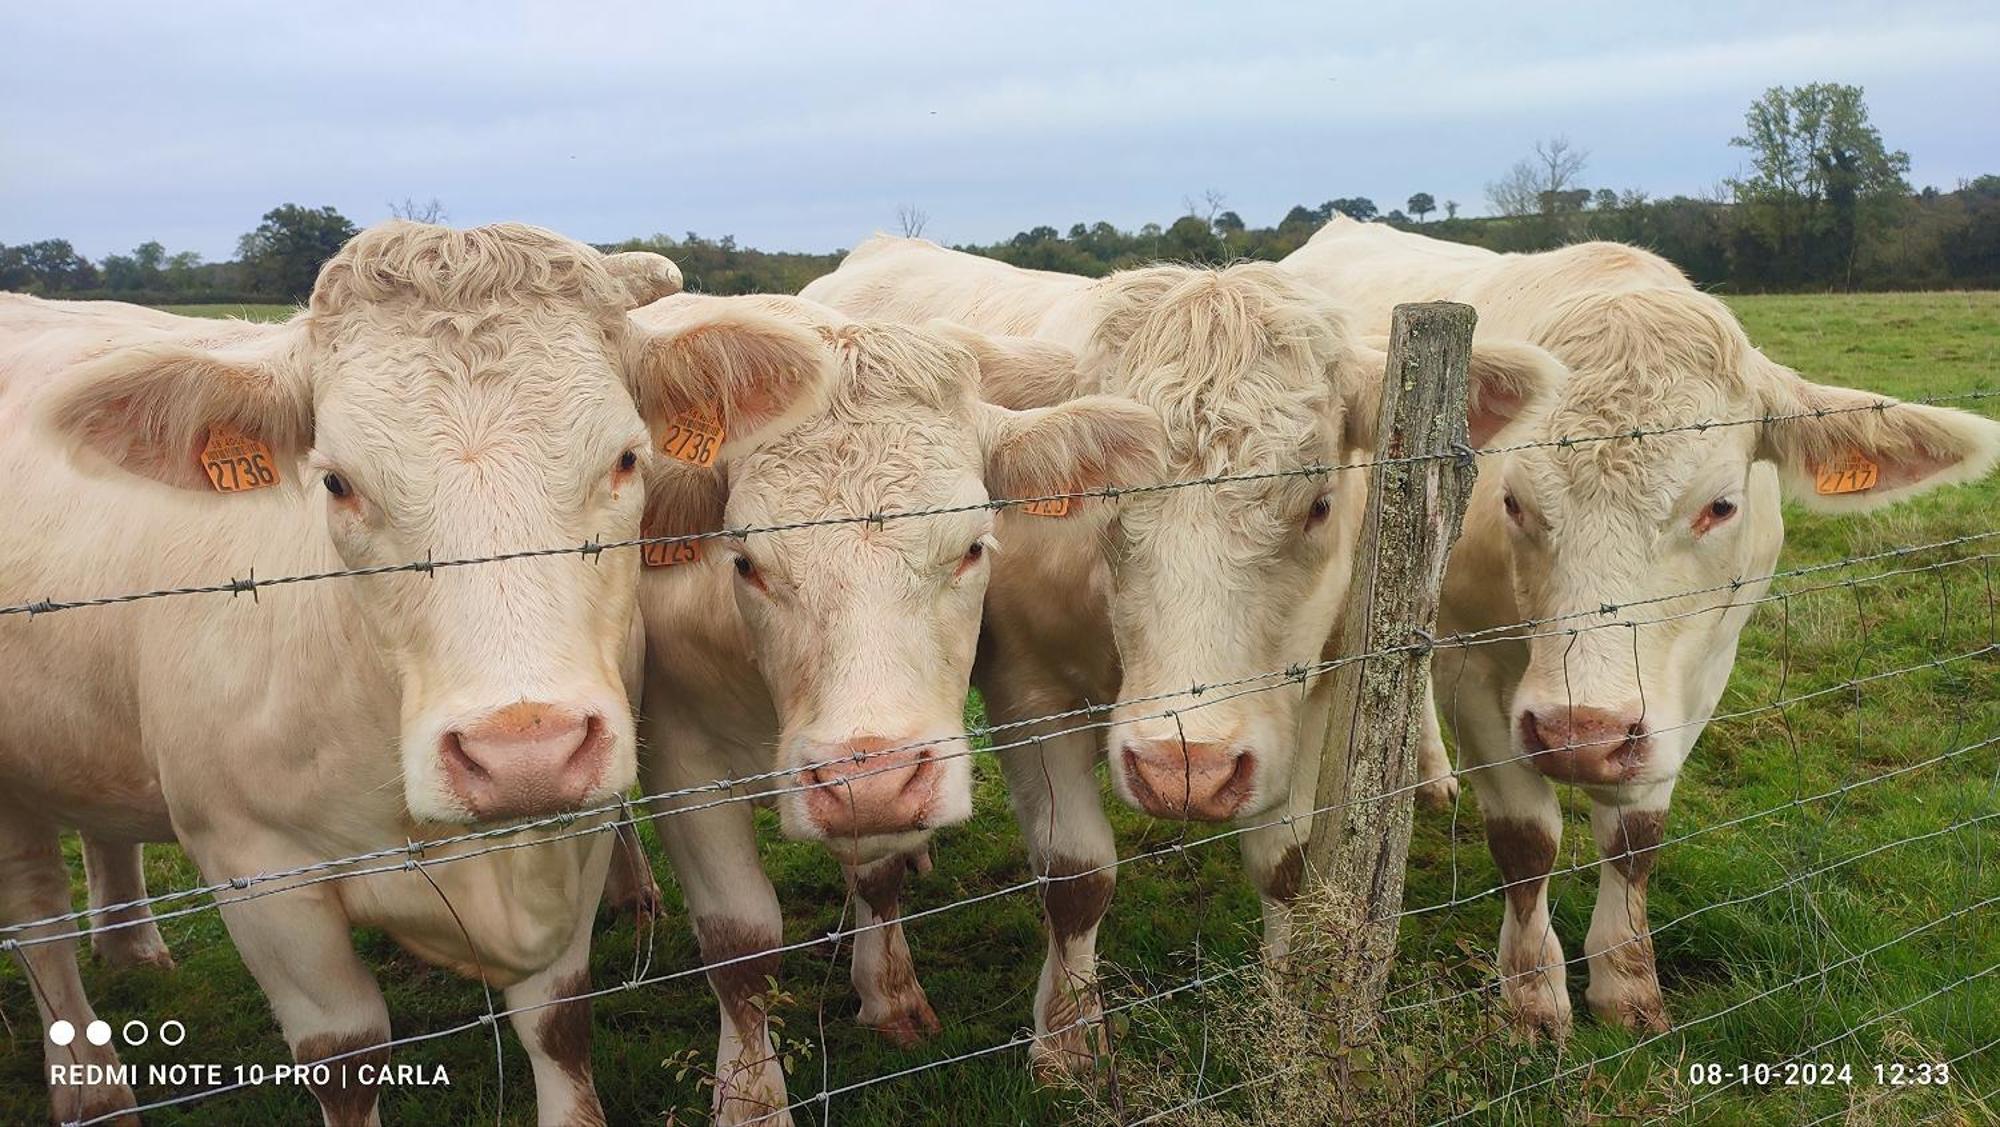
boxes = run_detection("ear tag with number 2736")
[200,423,280,493]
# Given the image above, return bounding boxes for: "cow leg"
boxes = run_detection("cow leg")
[1240,815,1309,964]
[1415,678,1460,810]
[844,847,940,1046]
[1584,792,1672,1033]
[656,798,790,1127]
[1472,761,1570,1040]
[504,853,610,1127]
[599,820,661,920]
[209,876,392,1127]
[0,816,137,1126]
[80,836,174,971]
[997,729,1116,1083]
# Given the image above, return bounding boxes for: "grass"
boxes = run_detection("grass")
[152,303,296,322]
[3,292,1997,1124]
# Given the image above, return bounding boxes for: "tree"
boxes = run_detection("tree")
[1325,197,1378,222]
[1385,209,1410,225]
[1407,192,1436,222]
[1592,188,1620,211]
[1728,82,1910,285]
[1214,210,1246,235]
[1280,204,1321,229]
[895,203,929,238]
[1444,199,1459,220]
[5,239,98,292]
[1488,136,1589,218]
[237,204,359,300]
[389,197,448,223]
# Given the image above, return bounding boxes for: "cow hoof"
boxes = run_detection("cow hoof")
[1027,1028,1103,1088]
[95,932,177,972]
[603,880,663,922]
[1504,996,1573,1045]
[862,994,942,1048]
[1416,773,1460,811]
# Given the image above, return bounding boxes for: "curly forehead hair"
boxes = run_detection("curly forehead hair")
[309,221,631,323]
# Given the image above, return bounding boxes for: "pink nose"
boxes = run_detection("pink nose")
[442,703,610,819]
[1120,739,1255,821]
[800,738,940,837]
[1518,706,1650,784]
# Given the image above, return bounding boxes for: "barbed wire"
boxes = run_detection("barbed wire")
[6,526,1991,946]
[6,389,1995,620]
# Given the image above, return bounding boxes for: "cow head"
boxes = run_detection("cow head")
[1492,286,2000,791]
[1087,264,1554,821]
[38,222,824,825]
[639,297,1161,857]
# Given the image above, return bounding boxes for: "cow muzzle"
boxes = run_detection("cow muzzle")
[1517,705,1651,785]
[798,738,945,838]
[440,702,613,820]
[1119,739,1256,821]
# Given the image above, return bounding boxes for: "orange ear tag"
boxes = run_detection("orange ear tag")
[659,403,725,468]
[641,538,703,569]
[1814,455,1881,496]
[1021,490,1074,518]
[200,423,281,493]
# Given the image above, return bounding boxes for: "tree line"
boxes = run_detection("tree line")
[4,84,1995,303]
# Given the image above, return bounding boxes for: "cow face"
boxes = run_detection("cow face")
[1092,265,1554,822]
[40,223,823,825]
[1493,288,2000,794]
[648,302,1163,856]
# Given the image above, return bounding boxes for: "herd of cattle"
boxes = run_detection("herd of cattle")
[3,217,1996,1126]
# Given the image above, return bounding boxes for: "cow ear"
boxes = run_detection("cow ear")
[35,333,313,492]
[631,303,831,461]
[980,396,1165,512]
[925,321,1082,409]
[1464,339,1562,446]
[1337,343,1389,454]
[1757,365,2000,513]
[602,251,683,310]
[640,456,727,552]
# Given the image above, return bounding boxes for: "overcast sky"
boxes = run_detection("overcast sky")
[4,1,1996,261]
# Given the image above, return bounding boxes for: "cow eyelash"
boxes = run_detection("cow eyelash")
[615,449,639,474]
[1304,495,1333,529]
[1693,496,1739,535]
[323,472,350,499]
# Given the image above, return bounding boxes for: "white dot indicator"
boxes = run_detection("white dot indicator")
[86,1020,112,1046]
[49,1020,75,1046]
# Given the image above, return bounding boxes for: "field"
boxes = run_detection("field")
[151,304,297,322]
[2,291,1996,1124]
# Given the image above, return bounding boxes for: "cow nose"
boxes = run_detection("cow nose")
[1119,739,1255,822]
[1517,706,1650,785]
[800,737,940,838]
[442,702,610,819]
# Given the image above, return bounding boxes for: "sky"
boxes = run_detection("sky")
[3,1,1996,261]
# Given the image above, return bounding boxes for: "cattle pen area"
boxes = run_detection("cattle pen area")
[2,289,1997,1126]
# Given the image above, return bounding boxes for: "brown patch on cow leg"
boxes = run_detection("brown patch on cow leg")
[295,1031,389,1127]
[1485,817,1557,923]
[1040,853,1115,945]
[1261,844,1305,904]
[537,970,596,1084]
[848,855,908,922]
[695,916,783,1032]
[1605,809,1666,887]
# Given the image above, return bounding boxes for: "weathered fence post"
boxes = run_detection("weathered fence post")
[1300,301,1478,1033]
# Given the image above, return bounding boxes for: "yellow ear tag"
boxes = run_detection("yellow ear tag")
[641,538,702,568]
[659,402,725,468]
[1021,490,1074,518]
[200,423,281,493]
[1814,455,1880,496]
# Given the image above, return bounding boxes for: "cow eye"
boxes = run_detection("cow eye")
[965,540,985,562]
[732,555,755,579]
[1305,495,1333,528]
[323,472,349,498]
[1502,492,1522,519]
[1708,498,1737,521]
[616,449,639,474]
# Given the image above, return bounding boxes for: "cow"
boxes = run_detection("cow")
[802,237,1561,1076]
[0,222,825,1126]
[615,293,1163,1125]
[1282,216,2000,1036]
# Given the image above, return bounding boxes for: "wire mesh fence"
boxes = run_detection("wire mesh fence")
[3,380,1996,1125]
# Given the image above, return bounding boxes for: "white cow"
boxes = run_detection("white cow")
[1284,216,2000,1036]
[617,293,1163,1124]
[803,237,1560,1075]
[0,223,824,1126]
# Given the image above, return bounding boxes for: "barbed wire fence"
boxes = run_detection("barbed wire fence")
[0,340,1993,1124]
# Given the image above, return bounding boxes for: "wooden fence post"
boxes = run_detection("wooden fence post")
[1300,301,1478,1034]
